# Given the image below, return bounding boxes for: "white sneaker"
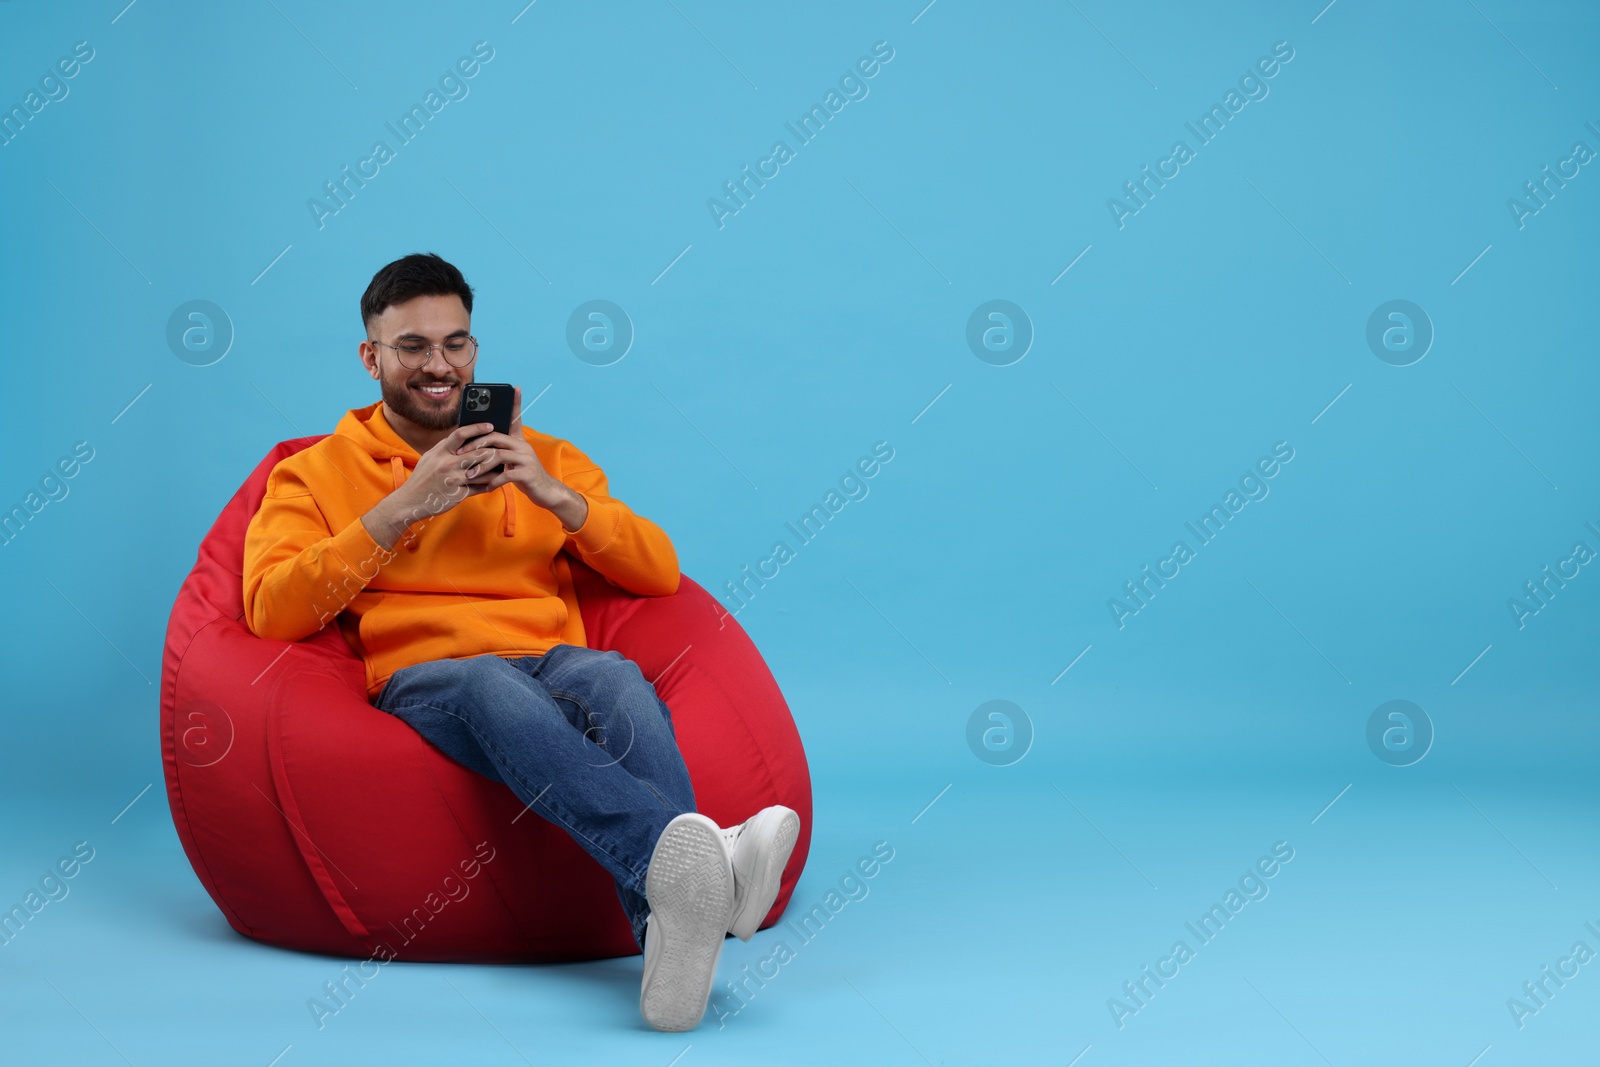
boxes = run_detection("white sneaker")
[639,813,735,1032]
[720,805,801,941]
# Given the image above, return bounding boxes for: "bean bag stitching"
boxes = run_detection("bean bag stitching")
[680,656,809,929]
[248,445,617,949]
[411,726,542,951]
[593,575,811,921]
[694,663,810,924]
[378,698,651,887]
[604,584,792,812]
[169,436,808,959]
[265,663,372,939]
[688,662,787,811]
[164,613,255,938]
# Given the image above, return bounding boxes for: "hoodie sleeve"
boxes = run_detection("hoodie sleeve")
[556,441,680,597]
[242,462,390,642]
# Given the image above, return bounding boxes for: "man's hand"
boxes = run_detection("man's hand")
[459,385,589,531]
[360,422,500,550]
[402,421,503,518]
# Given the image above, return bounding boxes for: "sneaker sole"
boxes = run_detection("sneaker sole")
[641,815,734,1032]
[729,806,801,941]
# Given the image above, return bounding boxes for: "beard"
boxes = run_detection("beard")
[380,367,473,432]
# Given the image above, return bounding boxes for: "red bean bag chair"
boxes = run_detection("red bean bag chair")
[161,434,812,963]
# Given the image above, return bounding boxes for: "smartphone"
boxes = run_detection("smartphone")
[456,382,515,476]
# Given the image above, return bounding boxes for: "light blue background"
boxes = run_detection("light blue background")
[1,1,1596,1063]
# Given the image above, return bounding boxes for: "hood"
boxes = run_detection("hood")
[334,400,517,550]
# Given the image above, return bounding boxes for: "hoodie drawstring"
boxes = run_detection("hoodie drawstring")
[388,454,514,544]
[389,457,417,551]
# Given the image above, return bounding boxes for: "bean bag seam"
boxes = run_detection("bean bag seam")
[265,663,372,939]
[164,436,810,961]
[412,729,542,952]
[382,698,650,889]
[165,612,255,939]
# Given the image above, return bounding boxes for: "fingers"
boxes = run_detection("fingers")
[458,431,515,452]
[462,467,506,491]
[463,446,499,477]
[446,421,496,450]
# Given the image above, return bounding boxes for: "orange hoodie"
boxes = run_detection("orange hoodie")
[242,400,680,701]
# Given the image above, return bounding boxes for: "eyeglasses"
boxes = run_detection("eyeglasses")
[373,335,478,369]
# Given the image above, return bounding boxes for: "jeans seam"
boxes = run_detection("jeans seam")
[383,698,651,890]
[545,687,594,729]
[548,685,680,810]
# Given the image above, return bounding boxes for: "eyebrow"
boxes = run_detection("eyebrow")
[394,328,470,341]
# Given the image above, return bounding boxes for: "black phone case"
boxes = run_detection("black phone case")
[456,383,515,475]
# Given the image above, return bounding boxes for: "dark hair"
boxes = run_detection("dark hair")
[360,252,474,332]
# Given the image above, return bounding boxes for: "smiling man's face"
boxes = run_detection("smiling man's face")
[359,292,476,452]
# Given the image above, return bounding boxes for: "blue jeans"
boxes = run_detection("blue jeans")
[373,644,698,949]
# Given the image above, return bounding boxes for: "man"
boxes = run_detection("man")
[241,252,799,1031]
